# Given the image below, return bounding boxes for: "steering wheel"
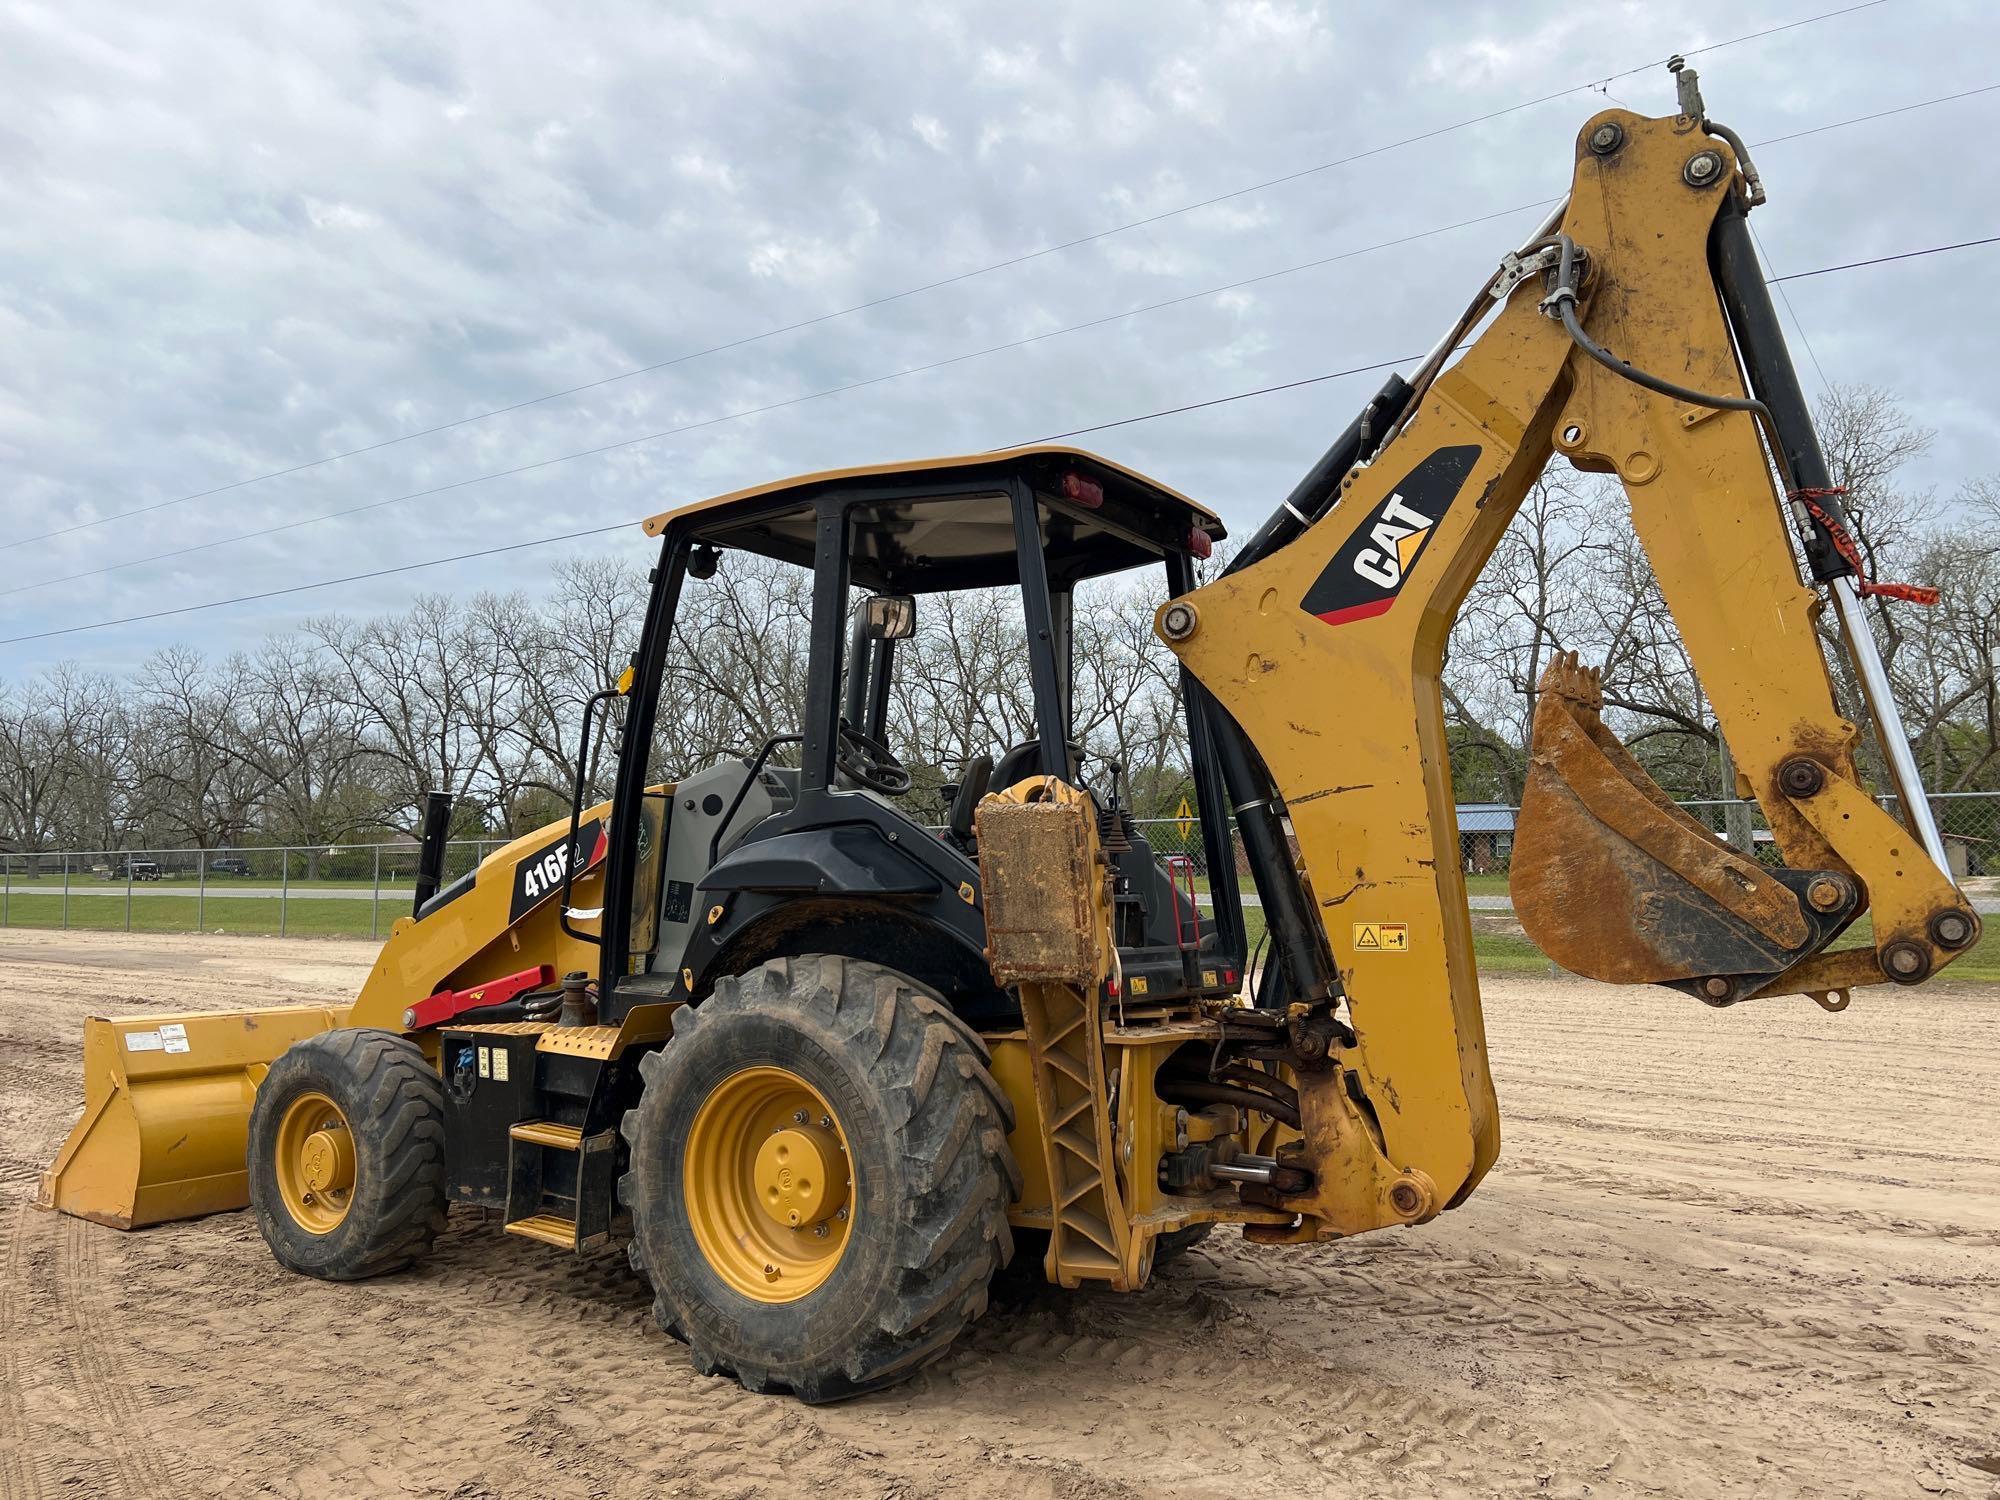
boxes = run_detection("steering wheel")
[836,720,913,795]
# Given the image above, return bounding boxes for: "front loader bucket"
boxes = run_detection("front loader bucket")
[1510,654,1850,1001]
[37,1006,345,1229]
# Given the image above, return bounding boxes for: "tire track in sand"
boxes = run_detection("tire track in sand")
[54,1214,189,1497]
[0,1195,50,1500]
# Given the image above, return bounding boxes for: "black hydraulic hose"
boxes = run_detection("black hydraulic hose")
[1163,1057,1299,1111]
[1156,1076,1302,1130]
[1191,364,1419,1014]
[1544,229,1856,588]
[1224,373,1414,578]
[1547,233,1773,425]
[1542,229,1851,584]
[411,790,453,917]
[1190,679,1337,1008]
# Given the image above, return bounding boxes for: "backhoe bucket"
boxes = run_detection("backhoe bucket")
[1510,654,1844,999]
[38,1006,346,1229]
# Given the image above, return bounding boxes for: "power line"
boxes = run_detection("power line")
[18,75,1993,603]
[1766,235,2000,282]
[0,0,1893,553]
[1039,236,1999,444]
[1749,81,1998,146]
[0,524,632,647]
[3,202,1555,602]
[1751,222,1832,392]
[1015,354,1431,446]
[8,225,1992,650]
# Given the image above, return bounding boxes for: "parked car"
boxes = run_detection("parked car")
[121,859,162,881]
[209,857,252,876]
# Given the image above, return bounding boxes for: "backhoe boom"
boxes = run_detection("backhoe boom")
[1158,96,1977,1241]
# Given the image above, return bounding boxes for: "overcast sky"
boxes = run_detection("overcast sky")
[2,0,1994,676]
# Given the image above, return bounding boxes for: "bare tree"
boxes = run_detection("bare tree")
[130,648,264,848]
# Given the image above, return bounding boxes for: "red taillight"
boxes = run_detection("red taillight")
[1060,471,1105,508]
[1187,525,1213,559]
[1223,968,1236,986]
[1106,978,1120,998]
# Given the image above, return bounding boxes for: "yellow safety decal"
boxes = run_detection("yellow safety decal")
[1353,923,1410,953]
[1128,976,1149,995]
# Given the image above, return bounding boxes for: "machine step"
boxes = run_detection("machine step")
[504,1213,578,1249]
[508,1120,583,1151]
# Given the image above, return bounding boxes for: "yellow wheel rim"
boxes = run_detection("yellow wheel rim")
[684,1066,854,1304]
[273,1090,356,1234]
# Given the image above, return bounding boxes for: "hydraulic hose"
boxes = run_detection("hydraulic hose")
[1156,1074,1302,1130]
[1544,233,1775,432]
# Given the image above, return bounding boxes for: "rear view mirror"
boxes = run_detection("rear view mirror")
[864,594,916,640]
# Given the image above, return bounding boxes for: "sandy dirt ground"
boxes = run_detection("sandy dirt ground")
[2,929,1996,1500]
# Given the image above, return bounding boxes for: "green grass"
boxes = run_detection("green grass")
[1233,894,2000,981]
[0,892,388,939]
[1826,916,2000,982]
[4,875,421,892]
[7,888,1996,983]
[1234,904,1548,974]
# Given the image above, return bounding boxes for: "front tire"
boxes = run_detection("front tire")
[247,1028,447,1280]
[620,956,1019,1402]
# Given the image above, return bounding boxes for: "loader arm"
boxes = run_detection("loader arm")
[1160,101,1976,1240]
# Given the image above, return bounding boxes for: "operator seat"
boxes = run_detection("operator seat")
[989,738,1082,793]
[946,754,994,851]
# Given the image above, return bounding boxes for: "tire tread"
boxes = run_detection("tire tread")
[620,956,1016,1402]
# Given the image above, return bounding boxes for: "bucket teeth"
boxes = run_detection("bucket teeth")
[1540,649,1602,714]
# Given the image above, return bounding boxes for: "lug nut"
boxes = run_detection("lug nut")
[1881,940,1931,984]
[813,1223,829,1238]
[1778,758,1826,798]
[1929,910,1976,950]
[793,1110,808,1124]
[1588,122,1624,156]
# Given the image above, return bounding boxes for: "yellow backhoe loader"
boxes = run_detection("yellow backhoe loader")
[41,67,1980,1401]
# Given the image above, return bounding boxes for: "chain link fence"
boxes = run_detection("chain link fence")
[3,792,1995,941]
[0,839,510,940]
[1132,790,2000,892]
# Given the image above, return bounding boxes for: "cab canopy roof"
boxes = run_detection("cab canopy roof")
[642,446,1225,594]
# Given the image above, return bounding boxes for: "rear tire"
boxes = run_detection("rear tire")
[247,1028,447,1280]
[620,956,1019,1402]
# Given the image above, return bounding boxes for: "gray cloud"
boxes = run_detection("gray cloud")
[2,0,1994,672]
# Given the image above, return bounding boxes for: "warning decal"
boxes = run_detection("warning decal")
[1352,922,1410,953]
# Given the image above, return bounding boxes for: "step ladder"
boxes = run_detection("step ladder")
[502,1119,617,1252]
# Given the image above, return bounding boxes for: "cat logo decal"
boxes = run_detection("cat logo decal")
[1300,445,1480,627]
